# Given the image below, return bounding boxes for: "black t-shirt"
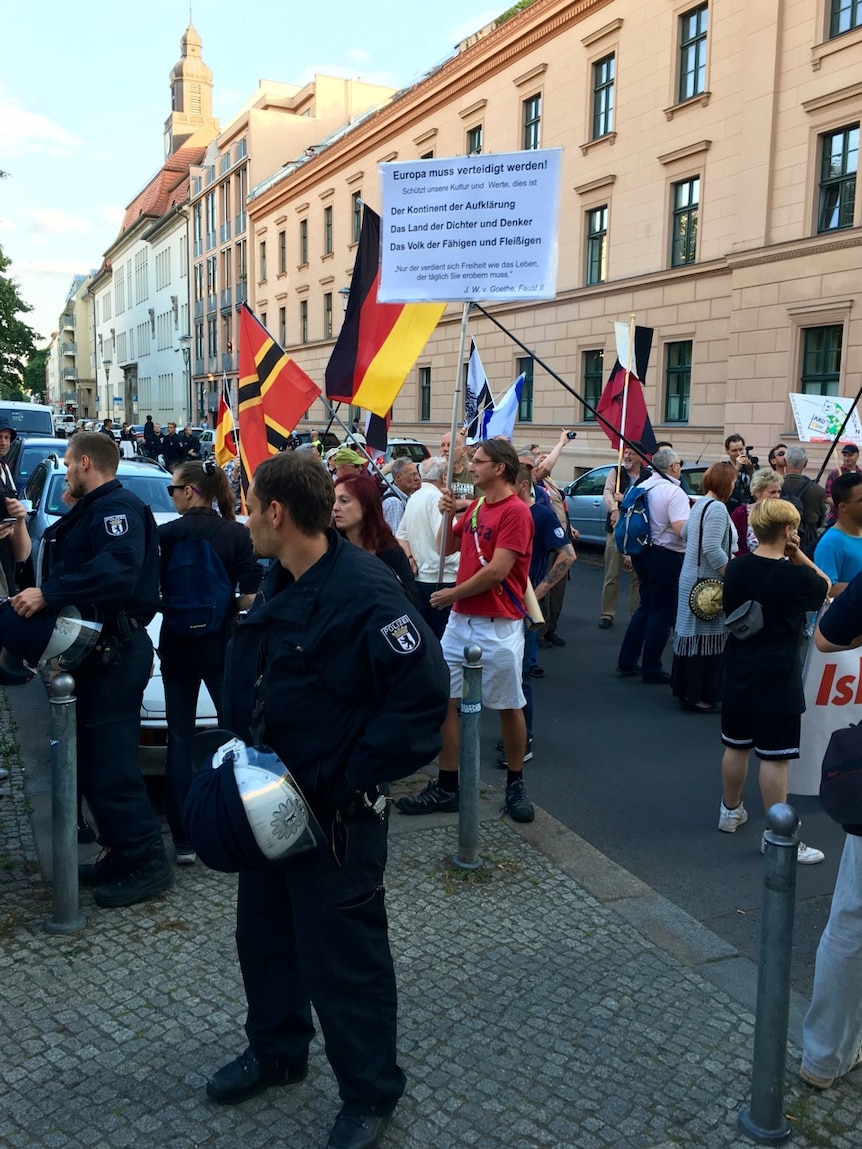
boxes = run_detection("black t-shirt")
[723,554,828,713]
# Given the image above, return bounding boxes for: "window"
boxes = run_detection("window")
[205,191,216,246]
[466,125,483,155]
[592,55,615,140]
[193,263,204,301]
[207,316,218,358]
[194,322,204,361]
[581,350,603,421]
[585,206,608,285]
[324,292,333,339]
[517,356,534,422]
[279,306,286,345]
[523,95,541,150]
[236,239,247,282]
[678,4,708,103]
[278,230,286,274]
[665,341,692,421]
[193,203,203,255]
[206,255,217,296]
[221,248,232,288]
[801,326,842,395]
[419,366,431,421]
[179,233,188,276]
[671,176,700,266]
[154,249,170,291]
[352,192,362,243]
[300,299,308,343]
[323,205,333,255]
[156,311,172,351]
[299,218,308,265]
[259,241,267,282]
[830,0,861,37]
[114,275,125,315]
[818,125,858,233]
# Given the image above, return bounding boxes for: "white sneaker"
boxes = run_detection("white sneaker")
[759,835,825,865]
[718,801,749,833]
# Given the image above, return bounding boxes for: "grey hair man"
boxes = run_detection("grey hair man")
[783,444,827,554]
[395,456,458,639]
[381,457,420,532]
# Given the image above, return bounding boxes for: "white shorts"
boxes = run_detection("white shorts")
[441,613,526,711]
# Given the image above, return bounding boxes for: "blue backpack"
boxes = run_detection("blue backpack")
[614,482,651,557]
[161,531,235,637]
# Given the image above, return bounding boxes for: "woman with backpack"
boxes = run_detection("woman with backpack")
[159,459,262,865]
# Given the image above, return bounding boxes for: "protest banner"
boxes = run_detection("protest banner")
[378,149,562,303]
[789,392,862,443]
[792,636,862,795]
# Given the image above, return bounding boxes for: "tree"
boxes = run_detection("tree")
[0,242,38,401]
[23,345,49,402]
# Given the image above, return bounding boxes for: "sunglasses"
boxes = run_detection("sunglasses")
[167,483,202,496]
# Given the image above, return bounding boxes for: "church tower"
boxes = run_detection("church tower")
[163,22,219,157]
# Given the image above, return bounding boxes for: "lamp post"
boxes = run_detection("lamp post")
[101,357,112,420]
[178,334,192,423]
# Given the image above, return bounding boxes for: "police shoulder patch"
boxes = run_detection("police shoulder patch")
[104,514,129,537]
[554,526,566,539]
[380,614,422,655]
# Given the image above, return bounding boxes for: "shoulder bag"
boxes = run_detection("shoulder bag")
[688,501,725,621]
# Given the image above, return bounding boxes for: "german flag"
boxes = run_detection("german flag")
[325,205,445,417]
[238,303,321,489]
[214,373,237,467]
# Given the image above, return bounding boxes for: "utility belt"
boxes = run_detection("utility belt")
[94,612,143,666]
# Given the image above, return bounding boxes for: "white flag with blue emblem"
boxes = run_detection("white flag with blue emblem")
[480,374,525,442]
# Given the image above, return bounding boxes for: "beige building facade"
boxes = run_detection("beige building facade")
[246,0,862,476]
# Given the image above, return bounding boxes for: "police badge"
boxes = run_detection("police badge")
[380,614,421,654]
[103,514,129,536]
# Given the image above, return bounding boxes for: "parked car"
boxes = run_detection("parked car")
[561,462,708,545]
[4,437,69,496]
[24,456,176,569]
[383,438,430,465]
[0,400,54,438]
[198,429,216,459]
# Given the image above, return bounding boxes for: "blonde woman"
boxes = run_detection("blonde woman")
[730,468,783,555]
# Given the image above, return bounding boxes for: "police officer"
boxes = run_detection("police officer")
[161,421,185,471]
[10,431,173,909]
[205,451,448,1149]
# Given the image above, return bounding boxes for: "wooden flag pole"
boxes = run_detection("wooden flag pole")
[615,313,636,495]
[438,302,473,583]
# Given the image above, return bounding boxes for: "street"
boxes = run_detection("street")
[475,550,843,998]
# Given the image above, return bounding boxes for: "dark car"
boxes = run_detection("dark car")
[561,462,708,544]
[3,437,69,496]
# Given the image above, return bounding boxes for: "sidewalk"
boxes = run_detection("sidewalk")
[0,682,859,1149]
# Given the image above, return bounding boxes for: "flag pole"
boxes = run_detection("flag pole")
[322,403,391,486]
[472,303,652,470]
[438,302,473,582]
[615,314,636,494]
[814,381,862,484]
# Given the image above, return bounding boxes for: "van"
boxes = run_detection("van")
[0,401,55,438]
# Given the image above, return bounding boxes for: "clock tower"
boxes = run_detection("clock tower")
[164,22,219,157]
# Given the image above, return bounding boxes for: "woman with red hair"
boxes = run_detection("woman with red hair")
[333,472,420,608]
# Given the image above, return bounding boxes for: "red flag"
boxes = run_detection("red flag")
[596,324,657,453]
[238,304,321,489]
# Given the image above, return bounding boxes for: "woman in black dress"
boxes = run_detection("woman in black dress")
[332,471,420,608]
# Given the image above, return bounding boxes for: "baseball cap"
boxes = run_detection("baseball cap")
[332,447,365,466]
[842,443,859,454]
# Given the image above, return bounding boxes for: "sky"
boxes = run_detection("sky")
[0,0,501,346]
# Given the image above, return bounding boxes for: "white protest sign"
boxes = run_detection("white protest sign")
[378,149,562,303]
[792,639,862,795]
[789,393,862,443]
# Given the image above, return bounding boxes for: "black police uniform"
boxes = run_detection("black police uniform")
[222,530,448,1113]
[161,431,185,471]
[40,479,163,862]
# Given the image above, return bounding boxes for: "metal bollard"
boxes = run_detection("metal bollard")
[452,643,483,871]
[44,673,85,935]
[739,802,799,1144]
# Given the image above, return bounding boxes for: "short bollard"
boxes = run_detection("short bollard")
[44,673,85,935]
[739,802,799,1144]
[452,643,482,871]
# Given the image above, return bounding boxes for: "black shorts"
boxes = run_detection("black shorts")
[720,703,801,761]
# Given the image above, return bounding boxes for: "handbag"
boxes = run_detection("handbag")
[688,501,725,621]
[821,721,862,826]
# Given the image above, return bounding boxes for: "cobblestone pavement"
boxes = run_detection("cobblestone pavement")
[1,689,860,1148]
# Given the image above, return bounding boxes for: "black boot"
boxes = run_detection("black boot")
[92,843,174,908]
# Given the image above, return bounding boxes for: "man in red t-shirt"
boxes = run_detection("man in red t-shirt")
[397,439,536,822]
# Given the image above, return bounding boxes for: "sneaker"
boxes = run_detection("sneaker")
[396,778,459,815]
[175,847,197,866]
[528,665,545,679]
[496,738,534,769]
[93,848,175,908]
[799,1050,862,1090]
[718,801,749,833]
[207,1047,308,1105]
[759,835,825,865]
[503,776,534,823]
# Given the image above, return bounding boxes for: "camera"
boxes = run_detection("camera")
[566,431,578,440]
[748,453,759,469]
